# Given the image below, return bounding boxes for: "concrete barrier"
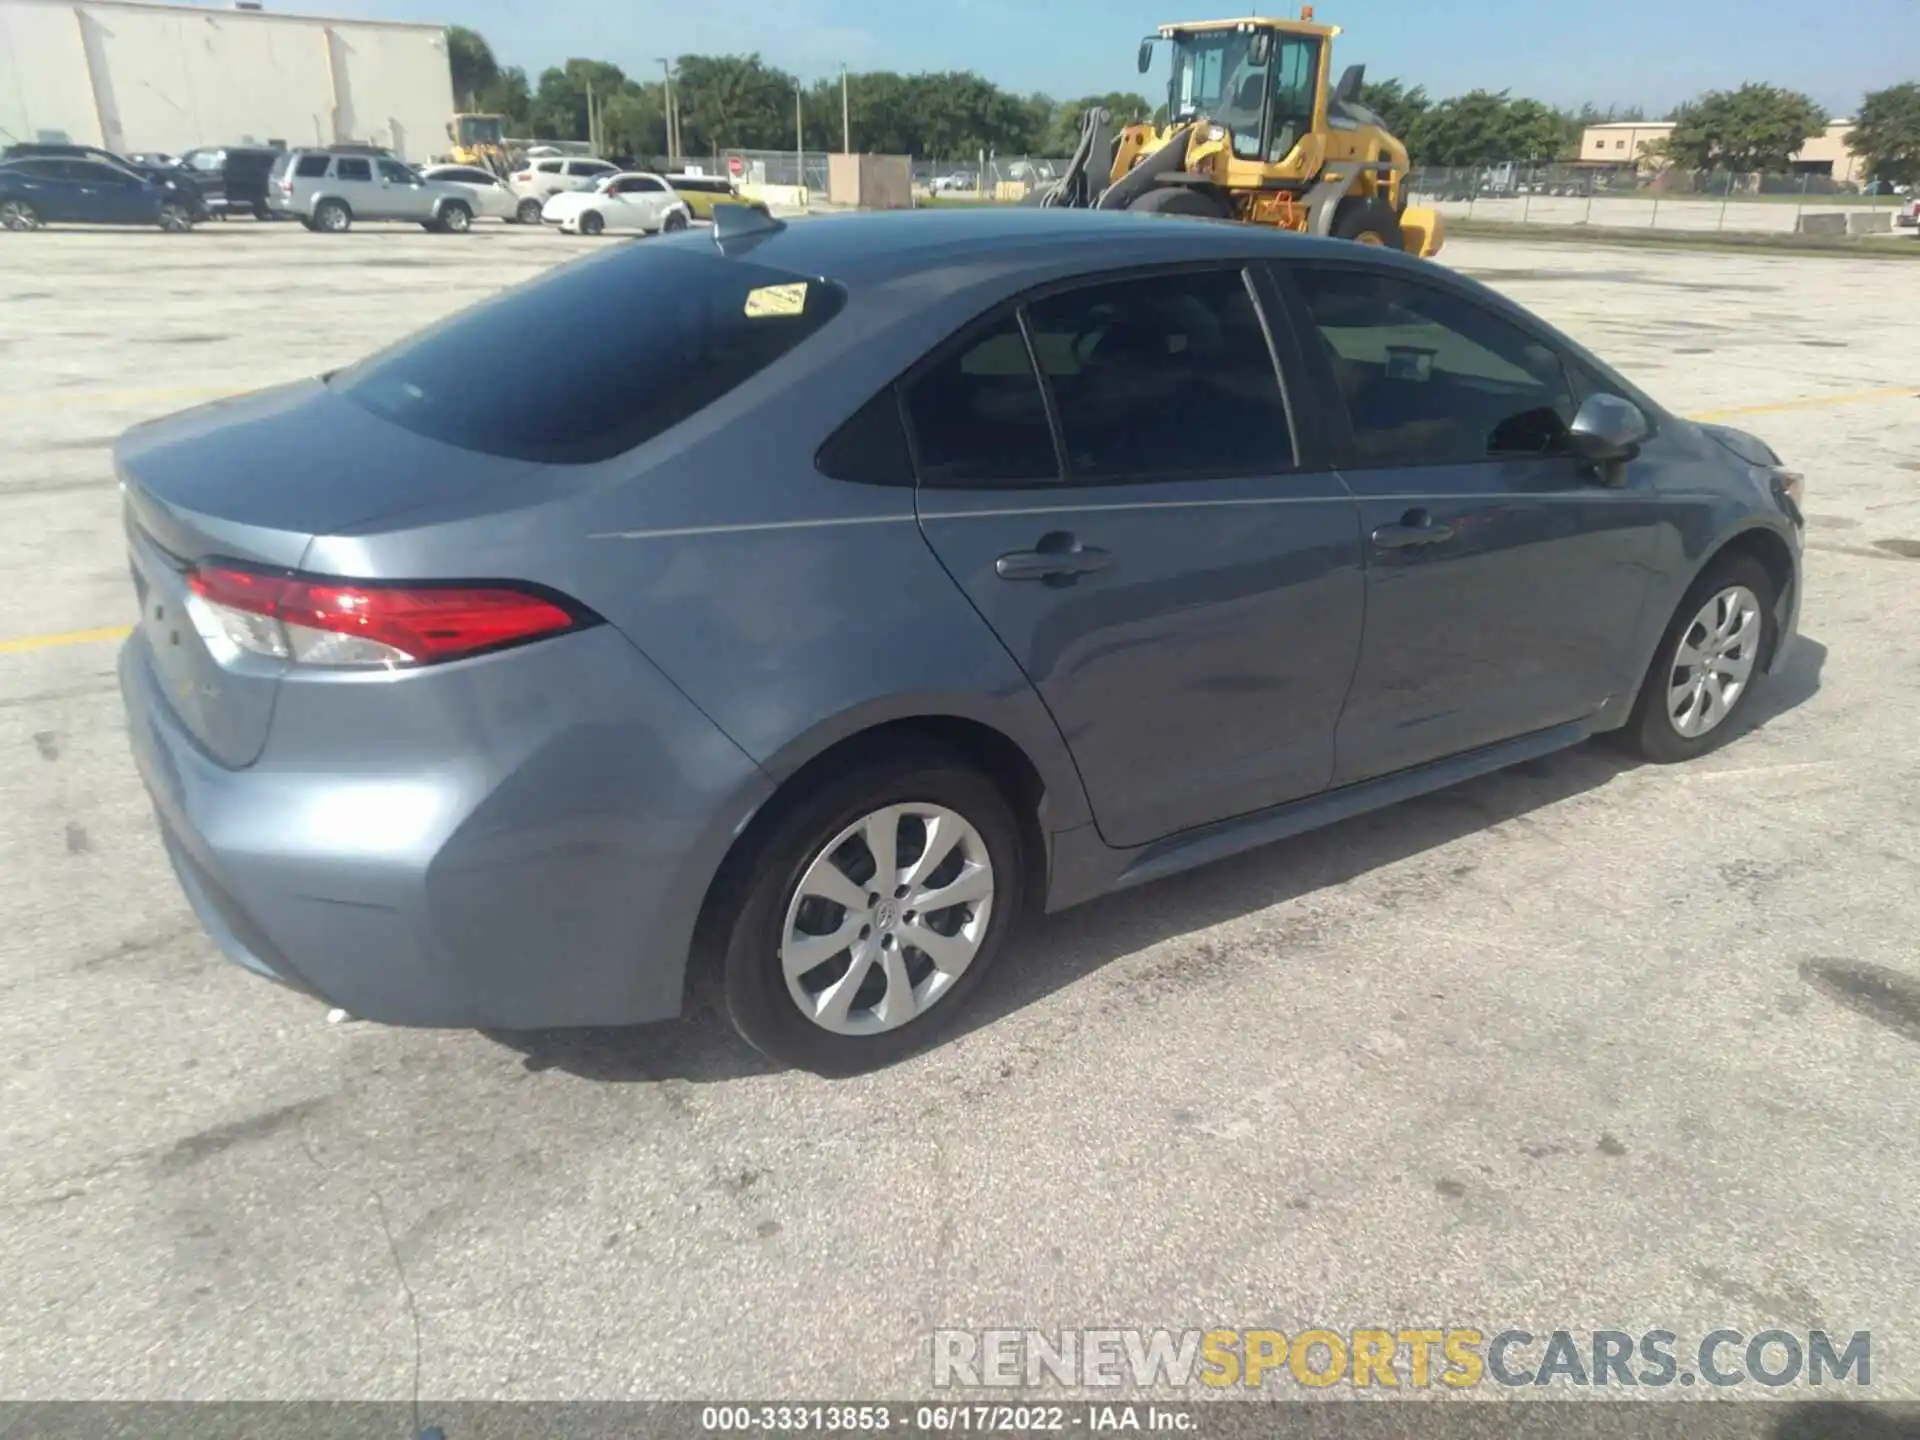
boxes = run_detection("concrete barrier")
[1796,212,1848,236]
[1847,210,1894,235]
[739,183,810,212]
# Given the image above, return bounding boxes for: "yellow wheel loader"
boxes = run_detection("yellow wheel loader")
[1032,10,1444,259]
[444,113,513,178]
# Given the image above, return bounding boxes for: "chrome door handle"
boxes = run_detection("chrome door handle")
[995,533,1113,581]
[1371,509,1455,549]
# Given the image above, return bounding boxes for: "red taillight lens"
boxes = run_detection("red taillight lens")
[186,564,590,669]
[514,171,533,181]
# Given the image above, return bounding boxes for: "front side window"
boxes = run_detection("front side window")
[335,158,372,182]
[1290,266,1578,469]
[1266,37,1322,161]
[1025,268,1294,483]
[901,315,1058,486]
[377,160,414,183]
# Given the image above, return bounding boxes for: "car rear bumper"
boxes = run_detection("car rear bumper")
[118,624,773,1029]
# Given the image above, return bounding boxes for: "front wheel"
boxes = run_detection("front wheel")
[515,197,543,224]
[1620,552,1777,763]
[1330,196,1406,249]
[1127,185,1227,219]
[156,202,193,233]
[0,198,40,231]
[710,748,1024,1076]
[312,199,351,233]
[662,209,689,232]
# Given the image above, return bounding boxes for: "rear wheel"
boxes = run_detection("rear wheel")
[312,199,351,233]
[1621,552,1777,763]
[156,202,193,233]
[662,209,689,232]
[578,210,605,236]
[438,200,472,233]
[709,746,1024,1076]
[0,198,40,231]
[1127,185,1227,219]
[515,197,543,224]
[1330,195,1405,249]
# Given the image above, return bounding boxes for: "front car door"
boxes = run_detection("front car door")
[376,158,430,219]
[71,161,152,223]
[1276,260,1664,786]
[908,264,1365,849]
[621,174,672,229]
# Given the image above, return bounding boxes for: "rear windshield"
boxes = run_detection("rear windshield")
[330,247,846,464]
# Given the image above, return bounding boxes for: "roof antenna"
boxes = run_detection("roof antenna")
[711,201,786,253]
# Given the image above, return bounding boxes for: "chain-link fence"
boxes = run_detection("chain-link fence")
[1408,163,1912,236]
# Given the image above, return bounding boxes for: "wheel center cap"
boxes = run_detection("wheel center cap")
[874,900,898,930]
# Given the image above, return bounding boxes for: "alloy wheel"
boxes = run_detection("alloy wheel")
[1667,584,1761,738]
[0,200,37,231]
[779,803,994,1036]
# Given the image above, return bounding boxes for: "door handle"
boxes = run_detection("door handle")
[1370,509,1455,550]
[995,532,1113,582]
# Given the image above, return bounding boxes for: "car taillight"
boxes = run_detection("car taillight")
[514,171,533,181]
[185,563,594,669]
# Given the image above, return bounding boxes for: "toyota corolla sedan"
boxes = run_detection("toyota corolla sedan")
[116,206,1804,1075]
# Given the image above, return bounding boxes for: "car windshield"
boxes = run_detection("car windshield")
[330,246,848,464]
[1168,31,1266,137]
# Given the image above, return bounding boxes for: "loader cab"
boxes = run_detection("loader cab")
[1156,20,1331,168]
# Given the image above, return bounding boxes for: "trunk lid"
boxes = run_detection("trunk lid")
[116,378,539,766]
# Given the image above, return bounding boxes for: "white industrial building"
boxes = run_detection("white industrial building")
[0,0,455,161]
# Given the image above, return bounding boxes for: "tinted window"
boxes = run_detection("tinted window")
[627,176,664,192]
[1292,266,1577,468]
[187,150,224,172]
[901,314,1058,485]
[335,157,372,182]
[294,154,330,178]
[1025,268,1293,482]
[536,160,563,174]
[817,390,913,486]
[7,160,62,179]
[671,176,729,194]
[332,249,847,464]
[567,161,612,177]
[376,159,413,183]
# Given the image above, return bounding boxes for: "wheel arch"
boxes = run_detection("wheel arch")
[1689,521,1798,672]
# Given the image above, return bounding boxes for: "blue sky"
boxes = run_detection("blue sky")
[300,0,1914,116]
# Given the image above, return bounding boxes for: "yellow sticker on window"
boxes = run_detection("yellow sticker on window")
[744,283,809,318]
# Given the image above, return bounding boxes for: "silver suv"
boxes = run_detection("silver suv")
[268,149,479,233]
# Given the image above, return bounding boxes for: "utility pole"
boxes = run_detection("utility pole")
[585,77,597,154]
[840,64,851,154]
[658,58,677,169]
[796,86,805,190]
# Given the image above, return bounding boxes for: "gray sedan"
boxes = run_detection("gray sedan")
[115,206,1804,1075]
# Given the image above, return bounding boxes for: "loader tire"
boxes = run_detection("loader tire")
[1330,197,1404,249]
[1127,186,1226,219]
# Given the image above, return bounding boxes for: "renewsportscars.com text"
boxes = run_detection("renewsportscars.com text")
[932,1328,1872,1391]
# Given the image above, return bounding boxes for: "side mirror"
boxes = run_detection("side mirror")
[1333,64,1366,105]
[1137,39,1155,73]
[1569,393,1649,473]
[1249,32,1273,65]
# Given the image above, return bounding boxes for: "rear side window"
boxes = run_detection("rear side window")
[335,158,372,181]
[536,160,563,174]
[817,391,913,486]
[331,249,847,464]
[293,154,329,178]
[902,315,1058,485]
[1024,268,1294,481]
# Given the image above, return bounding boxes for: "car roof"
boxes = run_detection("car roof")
[676,206,1419,292]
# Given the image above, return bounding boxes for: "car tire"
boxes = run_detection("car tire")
[709,744,1025,1076]
[1620,551,1777,764]
[1330,196,1406,249]
[0,198,40,231]
[438,201,472,233]
[252,202,272,221]
[516,198,544,224]
[1127,185,1227,219]
[578,210,605,236]
[663,209,689,232]
[156,202,193,233]
[313,199,351,233]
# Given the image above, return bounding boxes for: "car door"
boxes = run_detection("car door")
[1277,261,1665,787]
[74,162,154,223]
[908,264,1365,850]
[376,158,429,219]
[329,155,376,214]
[622,174,671,228]
[4,160,74,220]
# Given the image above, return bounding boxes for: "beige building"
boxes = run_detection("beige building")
[1578,119,1865,182]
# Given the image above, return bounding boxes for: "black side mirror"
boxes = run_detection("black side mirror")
[1569,393,1649,476]
[1333,64,1366,105]
[1137,39,1155,73]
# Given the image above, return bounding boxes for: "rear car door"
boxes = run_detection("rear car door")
[3,159,74,220]
[908,264,1365,849]
[329,155,377,214]
[1278,261,1663,786]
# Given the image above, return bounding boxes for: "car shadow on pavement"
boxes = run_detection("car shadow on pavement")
[487,636,1825,1083]
[1769,1405,1920,1440]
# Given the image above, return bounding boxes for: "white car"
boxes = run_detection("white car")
[419,164,524,223]
[1897,197,1919,231]
[509,155,621,218]
[542,173,693,236]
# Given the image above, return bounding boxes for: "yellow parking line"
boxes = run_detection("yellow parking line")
[0,624,132,655]
[1,385,1913,660]
[1690,386,1919,420]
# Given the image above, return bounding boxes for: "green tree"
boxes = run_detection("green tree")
[599,87,666,159]
[1412,90,1520,167]
[674,54,804,152]
[530,59,629,142]
[476,65,531,129]
[1354,77,1430,152]
[1663,83,1826,173]
[1043,93,1153,154]
[445,25,498,110]
[1849,81,1920,186]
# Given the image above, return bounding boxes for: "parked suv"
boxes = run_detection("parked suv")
[268,149,478,233]
[0,143,208,217]
[179,145,283,220]
[0,156,201,230]
[507,155,619,220]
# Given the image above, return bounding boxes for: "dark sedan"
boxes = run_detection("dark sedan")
[0,156,200,230]
[115,206,1804,1074]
